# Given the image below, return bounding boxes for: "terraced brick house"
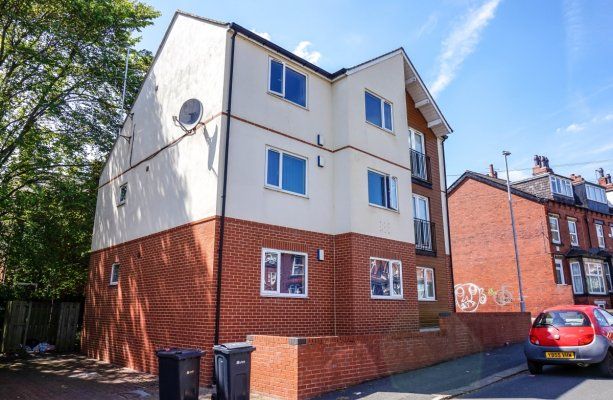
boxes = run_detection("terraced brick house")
[449,157,613,316]
[82,11,455,387]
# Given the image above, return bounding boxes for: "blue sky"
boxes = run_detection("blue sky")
[136,0,613,183]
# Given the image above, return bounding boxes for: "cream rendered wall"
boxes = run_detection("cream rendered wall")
[224,36,335,233]
[331,53,414,242]
[225,37,414,242]
[92,15,228,251]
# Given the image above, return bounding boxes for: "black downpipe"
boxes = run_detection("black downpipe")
[214,30,237,348]
[441,136,457,312]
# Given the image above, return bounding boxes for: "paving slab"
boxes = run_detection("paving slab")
[314,343,526,400]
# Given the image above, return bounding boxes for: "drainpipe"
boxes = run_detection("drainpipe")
[214,29,237,347]
[440,136,457,312]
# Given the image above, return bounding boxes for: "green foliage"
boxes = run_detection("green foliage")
[0,0,159,299]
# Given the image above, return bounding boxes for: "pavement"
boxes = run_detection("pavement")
[459,363,613,399]
[0,344,528,400]
[0,353,273,400]
[315,343,527,400]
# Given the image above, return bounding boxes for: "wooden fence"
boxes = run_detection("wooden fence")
[1,301,81,352]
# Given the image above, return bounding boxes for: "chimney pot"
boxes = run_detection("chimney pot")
[532,155,553,176]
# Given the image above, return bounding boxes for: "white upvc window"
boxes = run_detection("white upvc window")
[417,267,436,301]
[550,176,573,197]
[554,258,566,285]
[367,169,398,211]
[549,215,561,244]
[265,147,308,196]
[568,219,579,246]
[586,184,607,204]
[605,262,613,293]
[261,248,308,298]
[364,90,393,132]
[596,224,606,249]
[268,58,307,108]
[585,261,607,295]
[117,183,128,206]
[570,261,584,294]
[110,263,120,285]
[409,129,428,181]
[370,257,403,299]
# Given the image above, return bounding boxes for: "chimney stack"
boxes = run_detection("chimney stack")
[596,169,613,191]
[487,164,498,179]
[569,173,584,183]
[532,155,553,175]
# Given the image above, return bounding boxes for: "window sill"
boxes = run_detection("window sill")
[109,282,118,287]
[260,292,308,299]
[265,185,309,199]
[368,203,399,214]
[371,295,404,301]
[418,298,437,302]
[267,91,309,111]
[365,120,395,135]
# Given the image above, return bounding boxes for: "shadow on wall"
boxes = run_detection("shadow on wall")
[82,70,220,385]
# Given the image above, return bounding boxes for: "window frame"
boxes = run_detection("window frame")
[110,263,120,286]
[585,261,607,295]
[369,257,403,300]
[267,57,308,108]
[596,223,606,249]
[586,184,607,204]
[117,183,128,206]
[567,219,579,246]
[549,215,561,244]
[605,262,613,293]
[554,258,566,285]
[570,261,584,294]
[367,169,399,211]
[260,248,308,298]
[417,266,436,301]
[364,90,394,132]
[265,146,308,197]
[549,176,573,197]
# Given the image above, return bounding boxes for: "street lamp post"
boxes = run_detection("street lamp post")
[502,151,526,313]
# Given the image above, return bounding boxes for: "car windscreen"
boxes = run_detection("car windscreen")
[533,310,591,328]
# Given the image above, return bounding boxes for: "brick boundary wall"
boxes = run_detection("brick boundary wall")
[248,312,531,400]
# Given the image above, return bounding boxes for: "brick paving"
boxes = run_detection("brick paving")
[0,354,278,400]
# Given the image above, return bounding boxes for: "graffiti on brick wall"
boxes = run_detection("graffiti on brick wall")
[454,283,487,312]
[455,283,515,312]
[491,286,513,306]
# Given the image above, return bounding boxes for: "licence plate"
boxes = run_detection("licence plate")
[545,351,575,359]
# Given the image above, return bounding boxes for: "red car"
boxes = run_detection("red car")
[524,305,613,376]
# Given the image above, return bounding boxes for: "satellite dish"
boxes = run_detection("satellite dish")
[178,99,203,129]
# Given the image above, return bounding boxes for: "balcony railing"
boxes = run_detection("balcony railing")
[414,218,436,254]
[410,149,431,184]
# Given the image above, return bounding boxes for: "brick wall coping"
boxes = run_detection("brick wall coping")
[246,312,531,347]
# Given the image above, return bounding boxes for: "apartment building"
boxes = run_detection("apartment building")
[449,157,613,316]
[81,11,454,384]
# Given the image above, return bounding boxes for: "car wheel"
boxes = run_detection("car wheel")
[527,360,543,375]
[597,351,613,378]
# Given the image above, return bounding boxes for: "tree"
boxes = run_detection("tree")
[0,0,159,299]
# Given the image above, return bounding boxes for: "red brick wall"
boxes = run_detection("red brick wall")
[83,217,423,384]
[81,217,219,385]
[449,179,574,315]
[249,312,531,400]
[334,233,418,335]
[546,201,613,307]
[217,218,336,341]
[406,93,454,325]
